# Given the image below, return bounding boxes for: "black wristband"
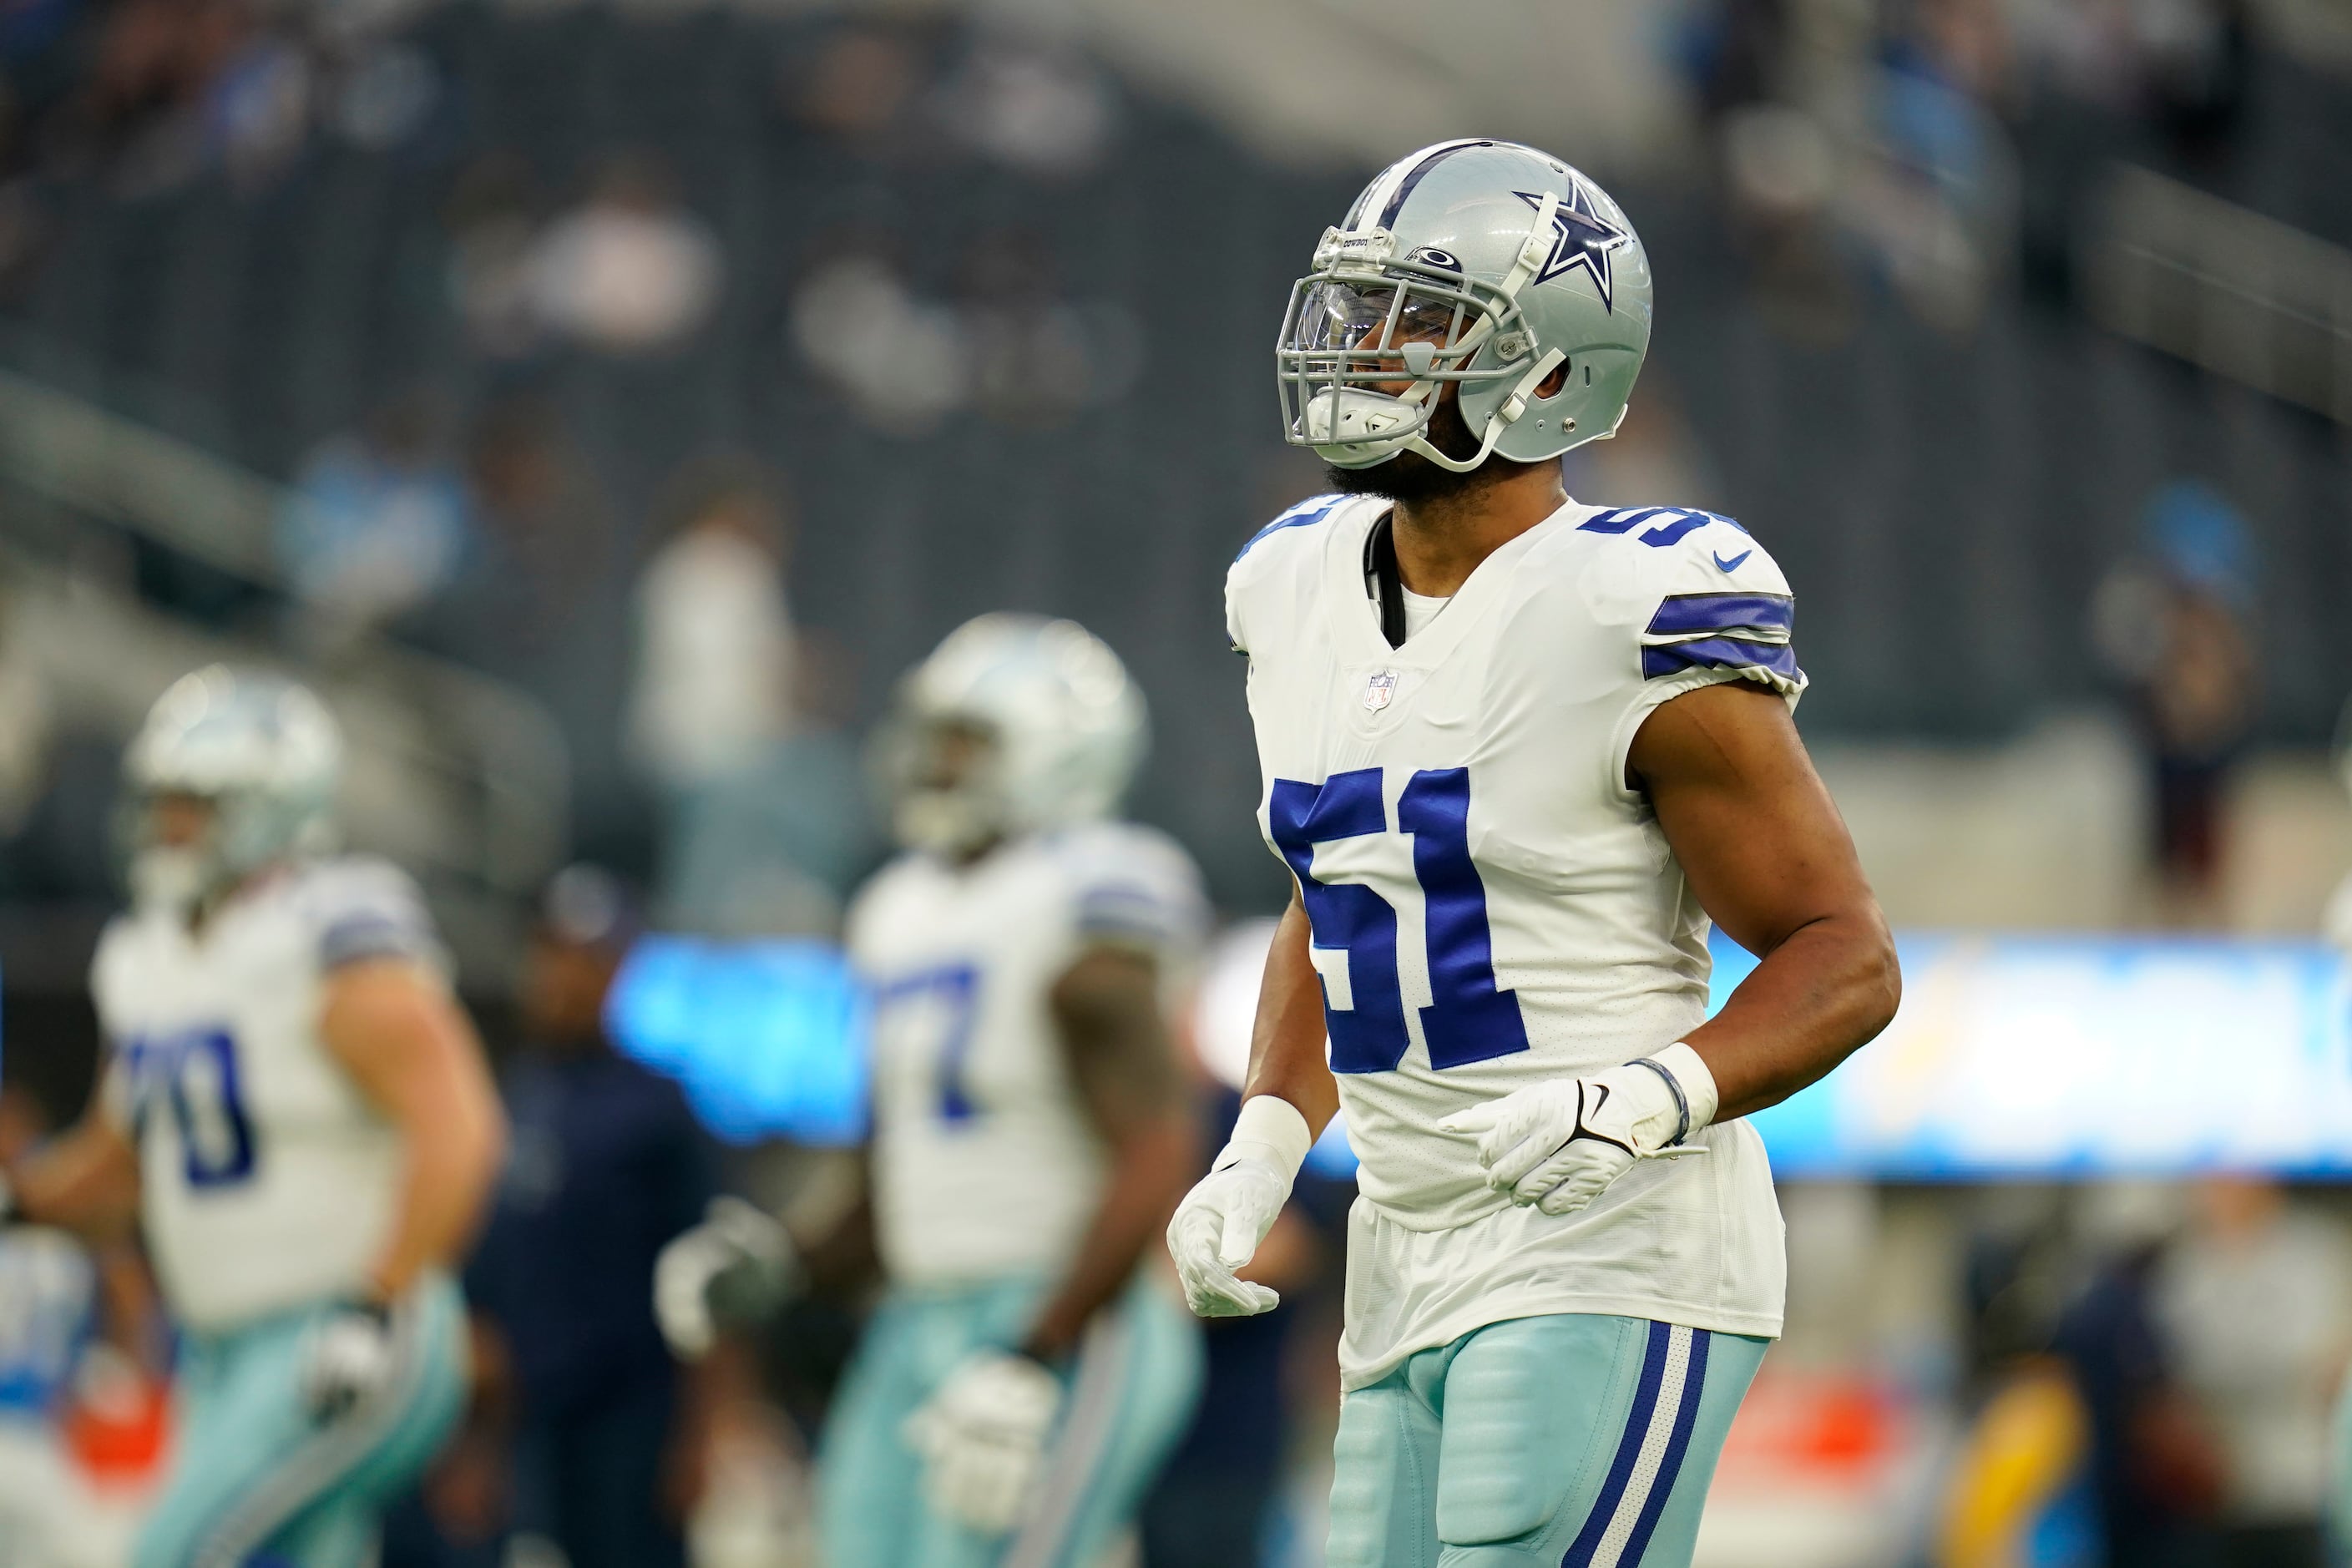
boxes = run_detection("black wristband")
[1621,1057,1692,1147]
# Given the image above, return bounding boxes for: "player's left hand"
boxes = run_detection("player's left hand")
[302,1299,399,1423]
[902,1349,1063,1535]
[1440,1055,1709,1216]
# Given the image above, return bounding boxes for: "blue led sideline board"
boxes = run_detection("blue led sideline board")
[1731,930,2352,1179]
[605,928,2352,1177]
[605,937,869,1147]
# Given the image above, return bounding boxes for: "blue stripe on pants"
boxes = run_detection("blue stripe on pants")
[817,1273,1202,1568]
[134,1276,468,1568]
[1613,1327,1711,1566]
[1559,1322,1672,1568]
[1325,1313,1767,1568]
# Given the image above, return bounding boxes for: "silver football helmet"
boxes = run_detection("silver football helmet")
[122,665,343,912]
[1277,138,1654,473]
[878,614,1145,857]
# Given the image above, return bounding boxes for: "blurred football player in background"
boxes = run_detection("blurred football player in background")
[658,613,1206,1567]
[1,666,507,1568]
[1173,140,1900,1567]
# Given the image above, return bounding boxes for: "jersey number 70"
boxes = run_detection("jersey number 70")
[122,1028,257,1187]
[1271,766,1530,1075]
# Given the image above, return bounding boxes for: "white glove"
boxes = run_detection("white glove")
[655,1196,802,1360]
[1439,1044,1719,1216]
[902,1350,1062,1535]
[1166,1095,1313,1318]
[303,1301,398,1423]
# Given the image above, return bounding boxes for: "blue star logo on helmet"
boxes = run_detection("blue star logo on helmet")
[1513,184,1630,311]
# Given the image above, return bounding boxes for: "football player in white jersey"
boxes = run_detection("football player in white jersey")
[1166,139,1903,1568]
[655,613,1206,1567]
[0,666,507,1568]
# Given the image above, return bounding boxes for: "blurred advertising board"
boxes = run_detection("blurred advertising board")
[605,936,868,1146]
[1732,932,2352,1178]
[608,926,2352,1176]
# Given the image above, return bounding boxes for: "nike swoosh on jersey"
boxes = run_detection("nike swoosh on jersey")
[1712,549,1753,573]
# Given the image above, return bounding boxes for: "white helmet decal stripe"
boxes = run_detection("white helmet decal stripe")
[1343,137,1490,231]
[1373,138,1493,229]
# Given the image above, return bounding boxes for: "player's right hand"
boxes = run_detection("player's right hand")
[654,1196,801,1360]
[303,1300,399,1424]
[1166,1155,1292,1318]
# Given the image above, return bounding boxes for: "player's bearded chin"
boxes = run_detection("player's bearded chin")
[1323,387,1528,503]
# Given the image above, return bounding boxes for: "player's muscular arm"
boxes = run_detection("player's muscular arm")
[1631,680,1901,1119]
[1242,890,1340,1133]
[321,959,508,1303]
[6,1115,140,1237]
[1024,945,1197,1362]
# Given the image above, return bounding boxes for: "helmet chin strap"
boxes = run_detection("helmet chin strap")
[1399,346,1566,473]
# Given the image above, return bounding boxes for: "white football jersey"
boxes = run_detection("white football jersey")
[849,823,1205,1288]
[1227,493,1802,1386]
[89,857,444,1333]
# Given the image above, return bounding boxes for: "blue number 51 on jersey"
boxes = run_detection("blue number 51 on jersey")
[1270,767,1529,1074]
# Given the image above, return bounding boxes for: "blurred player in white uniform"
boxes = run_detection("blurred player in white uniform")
[657,614,1205,1567]
[1166,140,1902,1568]
[1,666,507,1568]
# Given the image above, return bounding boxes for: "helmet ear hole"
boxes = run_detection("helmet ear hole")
[1535,359,1571,400]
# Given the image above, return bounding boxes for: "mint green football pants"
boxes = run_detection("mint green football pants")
[1328,1313,1768,1568]
[818,1273,1204,1568]
[134,1274,468,1568]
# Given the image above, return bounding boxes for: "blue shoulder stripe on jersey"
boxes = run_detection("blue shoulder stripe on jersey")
[1643,635,1803,683]
[1077,883,1171,928]
[1234,494,1345,563]
[319,909,431,969]
[1579,506,1753,548]
[1646,592,1793,639]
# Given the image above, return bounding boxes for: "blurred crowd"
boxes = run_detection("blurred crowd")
[1941,1176,2352,1568]
[0,0,2327,918]
[1687,0,2256,335]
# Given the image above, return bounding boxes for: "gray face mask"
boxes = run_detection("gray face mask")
[129,844,217,917]
[893,786,1004,859]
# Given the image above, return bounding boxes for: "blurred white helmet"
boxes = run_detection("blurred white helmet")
[1277,138,1653,473]
[878,615,1145,857]
[122,665,343,913]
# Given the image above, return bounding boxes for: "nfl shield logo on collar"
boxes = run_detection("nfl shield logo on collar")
[1363,670,1399,711]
